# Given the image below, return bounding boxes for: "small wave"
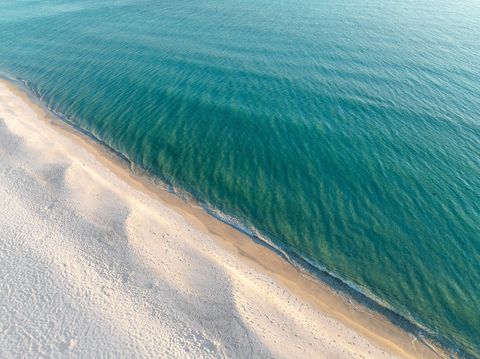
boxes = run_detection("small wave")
[200,201,454,355]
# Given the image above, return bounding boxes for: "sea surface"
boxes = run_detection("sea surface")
[0,0,479,356]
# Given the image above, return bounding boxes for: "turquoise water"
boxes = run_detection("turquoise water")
[1,0,479,356]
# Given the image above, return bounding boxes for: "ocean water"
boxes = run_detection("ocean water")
[0,0,479,356]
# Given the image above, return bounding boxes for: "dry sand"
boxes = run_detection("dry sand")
[0,79,444,358]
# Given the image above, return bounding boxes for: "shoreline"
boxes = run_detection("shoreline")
[0,76,446,358]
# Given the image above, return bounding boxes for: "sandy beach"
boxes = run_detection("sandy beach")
[0,78,443,358]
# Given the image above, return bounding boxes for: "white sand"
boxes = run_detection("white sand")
[0,81,398,358]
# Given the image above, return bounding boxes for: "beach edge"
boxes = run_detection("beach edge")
[0,77,448,359]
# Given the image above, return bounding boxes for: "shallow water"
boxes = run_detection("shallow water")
[1,0,479,356]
